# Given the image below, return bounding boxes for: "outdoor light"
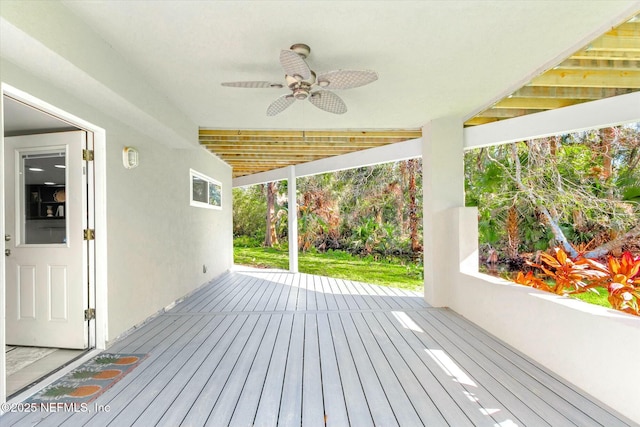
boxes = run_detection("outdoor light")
[123,146,139,169]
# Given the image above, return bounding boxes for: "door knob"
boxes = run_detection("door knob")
[5,249,10,257]
[4,234,10,242]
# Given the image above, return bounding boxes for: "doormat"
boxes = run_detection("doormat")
[26,353,148,404]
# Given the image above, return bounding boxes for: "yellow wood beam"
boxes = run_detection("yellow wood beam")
[512,86,635,99]
[224,156,323,167]
[586,34,640,52]
[558,58,640,70]
[199,129,421,139]
[218,153,339,161]
[492,97,587,110]
[529,69,640,88]
[464,117,499,126]
[201,141,386,149]
[476,108,546,118]
[205,147,362,156]
[570,50,640,61]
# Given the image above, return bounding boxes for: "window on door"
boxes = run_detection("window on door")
[20,149,67,245]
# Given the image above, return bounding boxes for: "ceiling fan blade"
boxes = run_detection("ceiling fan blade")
[316,70,378,90]
[279,49,311,80]
[308,90,347,114]
[221,81,283,89]
[267,94,296,116]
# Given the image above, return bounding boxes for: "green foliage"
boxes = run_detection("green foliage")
[232,187,266,239]
[232,160,424,262]
[466,124,640,261]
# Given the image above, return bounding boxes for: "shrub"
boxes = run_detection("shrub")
[513,247,640,316]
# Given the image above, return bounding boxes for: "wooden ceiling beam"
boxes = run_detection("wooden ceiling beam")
[205,148,362,156]
[570,50,640,61]
[201,141,386,149]
[476,108,547,118]
[492,97,587,110]
[199,129,421,139]
[218,153,340,161]
[585,34,640,52]
[464,117,499,126]
[558,58,640,70]
[199,138,412,147]
[511,86,635,99]
[529,69,640,88]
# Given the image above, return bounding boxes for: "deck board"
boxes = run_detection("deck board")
[253,313,294,426]
[3,268,635,427]
[229,314,283,427]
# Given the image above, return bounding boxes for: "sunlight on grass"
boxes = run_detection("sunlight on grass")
[572,287,610,309]
[233,245,424,292]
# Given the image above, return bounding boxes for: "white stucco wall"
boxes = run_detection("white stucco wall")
[449,207,640,423]
[104,128,233,339]
[1,59,233,343]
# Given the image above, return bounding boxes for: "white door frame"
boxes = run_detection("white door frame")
[0,83,108,404]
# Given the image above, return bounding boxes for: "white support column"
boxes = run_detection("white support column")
[422,117,465,307]
[288,166,299,273]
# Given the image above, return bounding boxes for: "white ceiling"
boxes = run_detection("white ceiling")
[49,0,638,131]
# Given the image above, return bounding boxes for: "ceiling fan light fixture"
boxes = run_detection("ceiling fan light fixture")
[294,88,309,100]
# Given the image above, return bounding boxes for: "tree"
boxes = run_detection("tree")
[264,182,279,247]
[405,159,422,253]
[232,186,266,239]
[466,124,640,261]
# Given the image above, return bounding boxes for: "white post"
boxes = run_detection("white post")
[288,166,299,273]
[422,117,465,307]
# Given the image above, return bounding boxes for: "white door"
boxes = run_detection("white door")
[4,131,88,349]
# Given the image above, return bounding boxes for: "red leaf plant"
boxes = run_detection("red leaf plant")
[516,247,603,296]
[581,251,640,316]
[513,248,640,316]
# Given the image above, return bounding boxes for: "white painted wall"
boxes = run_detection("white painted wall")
[448,207,640,423]
[0,58,233,343]
[104,134,233,338]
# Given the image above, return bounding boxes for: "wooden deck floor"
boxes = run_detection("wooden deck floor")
[2,268,635,426]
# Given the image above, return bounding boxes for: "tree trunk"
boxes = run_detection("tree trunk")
[407,159,422,253]
[599,128,614,181]
[506,204,520,259]
[599,128,616,199]
[264,181,278,247]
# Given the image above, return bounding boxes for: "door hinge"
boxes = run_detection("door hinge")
[83,229,95,240]
[83,149,94,161]
[84,308,96,321]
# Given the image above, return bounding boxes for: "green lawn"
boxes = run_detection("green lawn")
[233,242,614,309]
[571,287,610,309]
[233,244,424,292]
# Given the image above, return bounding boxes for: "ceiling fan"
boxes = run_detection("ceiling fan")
[221,43,378,116]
